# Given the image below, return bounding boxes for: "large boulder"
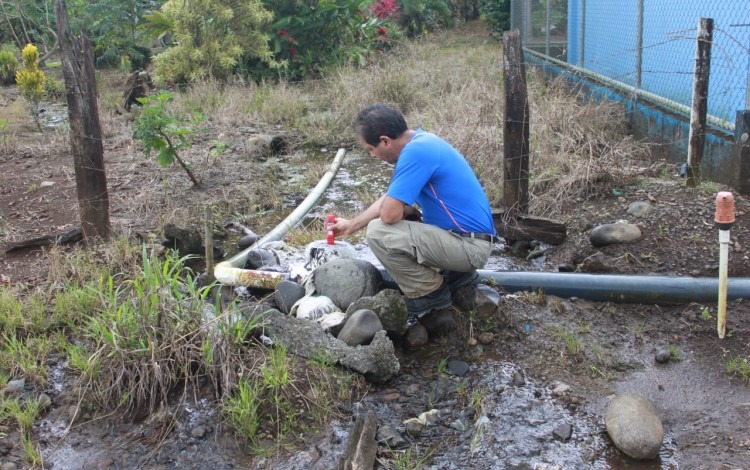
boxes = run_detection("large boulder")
[605,392,664,460]
[313,259,382,311]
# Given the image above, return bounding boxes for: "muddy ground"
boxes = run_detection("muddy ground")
[1,92,750,469]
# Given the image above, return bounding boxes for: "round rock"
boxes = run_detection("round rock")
[337,309,383,346]
[627,201,653,217]
[654,349,671,363]
[313,258,382,310]
[273,280,306,314]
[447,359,469,377]
[590,223,642,247]
[605,392,664,460]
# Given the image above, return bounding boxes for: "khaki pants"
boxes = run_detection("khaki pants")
[366,219,492,299]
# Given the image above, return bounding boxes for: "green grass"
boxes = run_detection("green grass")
[725,355,750,383]
[553,327,583,356]
[437,358,448,376]
[668,343,682,362]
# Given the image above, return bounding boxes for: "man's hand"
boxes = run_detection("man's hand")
[331,217,358,236]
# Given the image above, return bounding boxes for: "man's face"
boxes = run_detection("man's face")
[359,135,396,165]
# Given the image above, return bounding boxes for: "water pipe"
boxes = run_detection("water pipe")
[378,269,750,304]
[214,148,347,287]
[472,270,750,304]
[715,191,735,337]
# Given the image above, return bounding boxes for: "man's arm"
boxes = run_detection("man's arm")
[332,195,406,235]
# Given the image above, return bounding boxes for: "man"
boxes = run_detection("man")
[331,104,495,338]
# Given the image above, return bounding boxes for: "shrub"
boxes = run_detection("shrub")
[479,0,510,35]
[259,0,398,79]
[0,45,18,85]
[15,44,47,130]
[153,0,275,85]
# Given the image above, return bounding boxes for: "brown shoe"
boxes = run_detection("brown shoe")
[453,285,498,319]
[419,308,457,337]
[405,322,429,348]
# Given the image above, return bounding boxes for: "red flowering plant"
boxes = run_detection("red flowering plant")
[370,0,399,20]
[263,0,401,78]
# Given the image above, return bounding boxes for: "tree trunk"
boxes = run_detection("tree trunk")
[55,0,110,242]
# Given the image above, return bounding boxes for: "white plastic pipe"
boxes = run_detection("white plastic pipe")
[214,148,347,287]
[717,229,730,338]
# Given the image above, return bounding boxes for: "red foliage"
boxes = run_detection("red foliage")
[369,0,398,20]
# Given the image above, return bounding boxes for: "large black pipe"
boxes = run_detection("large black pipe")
[476,271,750,303]
[378,269,750,304]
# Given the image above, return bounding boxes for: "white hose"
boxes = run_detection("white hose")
[214,148,347,287]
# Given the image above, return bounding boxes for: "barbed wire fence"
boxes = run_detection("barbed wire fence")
[511,0,750,193]
[510,0,750,134]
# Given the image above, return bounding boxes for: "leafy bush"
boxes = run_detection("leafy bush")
[153,0,274,85]
[0,45,18,85]
[259,0,397,79]
[15,44,46,129]
[479,0,510,35]
[398,0,453,37]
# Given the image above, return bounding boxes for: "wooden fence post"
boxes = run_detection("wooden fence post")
[503,29,530,216]
[686,17,713,188]
[55,0,110,241]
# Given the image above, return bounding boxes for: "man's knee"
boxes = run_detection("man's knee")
[365,218,386,245]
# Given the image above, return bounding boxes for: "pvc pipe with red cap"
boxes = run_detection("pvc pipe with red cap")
[715,191,735,338]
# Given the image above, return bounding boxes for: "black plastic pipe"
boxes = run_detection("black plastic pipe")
[475,271,750,303]
[377,269,750,304]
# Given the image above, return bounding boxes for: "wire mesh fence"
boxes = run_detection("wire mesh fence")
[510,0,750,132]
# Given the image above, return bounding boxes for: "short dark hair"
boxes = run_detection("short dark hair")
[354,104,408,146]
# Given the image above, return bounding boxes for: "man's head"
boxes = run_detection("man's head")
[354,104,408,164]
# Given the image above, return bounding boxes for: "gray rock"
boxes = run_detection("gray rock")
[345,289,408,336]
[448,360,469,376]
[1,462,18,470]
[605,392,664,460]
[655,349,671,363]
[512,371,525,386]
[238,233,258,249]
[590,223,642,247]
[376,424,407,448]
[244,248,279,269]
[274,280,306,314]
[261,309,398,382]
[164,224,203,255]
[191,425,209,439]
[38,393,52,410]
[589,224,642,246]
[337,309,383,346]
[405,323,428,349]
[553,423,573,442]
[627,201,653,217]
[313,259,383,311]
[403,418,423,437]
[581,252,616,273]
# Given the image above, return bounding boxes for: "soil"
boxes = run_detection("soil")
[1,92,750,469]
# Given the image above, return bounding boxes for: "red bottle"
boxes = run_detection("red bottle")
[326,214,336,245]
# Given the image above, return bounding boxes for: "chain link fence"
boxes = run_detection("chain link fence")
[511,0,750,133]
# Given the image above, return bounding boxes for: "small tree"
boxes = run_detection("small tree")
[133,90,206,187]
[15,44,46,129]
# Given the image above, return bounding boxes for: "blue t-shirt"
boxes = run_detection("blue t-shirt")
[387,129,495,235]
